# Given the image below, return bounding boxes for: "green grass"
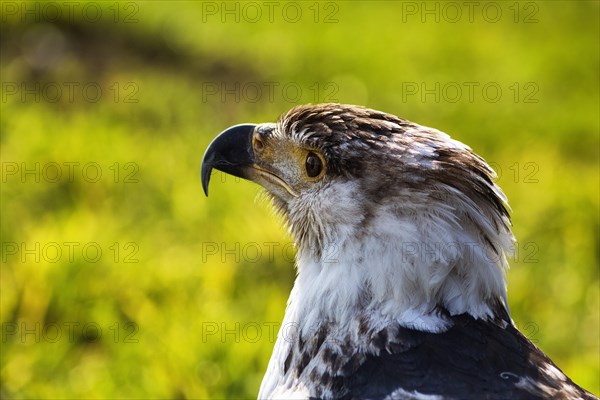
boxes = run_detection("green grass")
[1,1,598,398]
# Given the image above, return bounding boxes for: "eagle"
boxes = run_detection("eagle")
[201,103,597,400]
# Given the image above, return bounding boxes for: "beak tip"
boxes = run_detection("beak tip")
[201,164,212,197]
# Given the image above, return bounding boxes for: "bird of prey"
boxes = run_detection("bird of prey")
[201,103,597,400]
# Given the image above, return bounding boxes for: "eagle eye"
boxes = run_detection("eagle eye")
[253,135,264,152]
[305,151,323,178]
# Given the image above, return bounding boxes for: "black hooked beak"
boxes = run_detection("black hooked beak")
[201,124,257,196]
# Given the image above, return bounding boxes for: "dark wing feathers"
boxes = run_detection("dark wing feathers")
[332,315,596,400]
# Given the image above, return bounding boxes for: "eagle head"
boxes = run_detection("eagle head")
[202,103,514,333]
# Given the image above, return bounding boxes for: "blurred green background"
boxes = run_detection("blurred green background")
[1,1,598,398]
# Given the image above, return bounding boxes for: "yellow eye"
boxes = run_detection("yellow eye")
[305,151,324,178]
[253,135,265,152]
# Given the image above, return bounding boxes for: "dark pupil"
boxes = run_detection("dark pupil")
[305,152,322,178]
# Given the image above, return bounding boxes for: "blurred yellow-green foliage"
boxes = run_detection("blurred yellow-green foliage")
[1,1,598,398]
